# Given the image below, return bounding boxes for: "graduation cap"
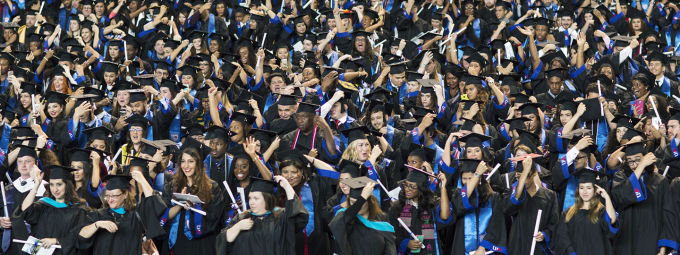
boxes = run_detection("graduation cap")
[458,158,483,173]
[13,126,35,137]
[249,128,276,145]
[406,166,432,184]
[127,114,152,129]
[340,126,370,145]
[578,98,604,122]
[68,147,96,162]
[626,7,646,19]
[557,9,574,19]
[231,111,257,126]
[555,95,579,114]
[415,49,446,65]
[337,159,368,179]
[456,118,479,131]
[459,133,491,148]
[462,74,483,85]
[103,175,133,190]
[100,61,121,73]
[45,165,77,181]
[341,57,364,71]
[503,117,529,131]
[82,125,114,142]
[510,93,530,104]
[517,102,543,115]
[250,177,279,194]
[176,136,211,161]
[572,169,609,184]
[205,125,231,142]
[20,82,40,95]
[645,41,667,53]
[648,50,669,64]
[489,39,507,51]
[611,35,634,47]
[540,51,568,66]
[622,141,646,156]
[139,139,162,155]
[177,64,198,76]
[275,148,311,167]
[408,143,436,162]
[516,131,539,154]
[43,91,68,105]
[343,176,378,199]
[365,87,393,101]
[128,90,148,103]
[591,56,619,74]
[367,100,393,114]
[388,62,407,74]
[296,102,319,115]
[16,144,39,158]
[621,128,644,140]
[587,75,613,88]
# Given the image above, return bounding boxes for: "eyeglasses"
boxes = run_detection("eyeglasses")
[129,128,143,133]
[575,156,587,161]
[465,6,475,9]
[355,38,367,42]
[627,159,642,167]
[105,193,124,199]
[402,183,418,190]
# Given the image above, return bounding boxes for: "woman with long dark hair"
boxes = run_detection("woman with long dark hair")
[218,176,309,254]
[388,168,451,255]
[69,148,104,208]
[554,170,619,255]
[350,31,378,84]
[159,147,226,255]
[17,165,88,255]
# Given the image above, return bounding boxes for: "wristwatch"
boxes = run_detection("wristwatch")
[474,173,481,178]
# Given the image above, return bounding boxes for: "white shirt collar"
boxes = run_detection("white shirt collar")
[334,114,348,123]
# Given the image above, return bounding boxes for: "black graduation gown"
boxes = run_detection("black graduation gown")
[160,180,226,255]
[75,193,168,255]
[216,197,309,255]
[552,162,609,212]
[387,200,454,255]
[278,127,342,164]
[552,209,619,255]
[449,188,507,255]
[328,196,396,255]
[502,186,560,255]
[291,175,337,255]
[610,169,680,255]
[76,184,103,209]
[45,118,69,163]
[17,201,88,255]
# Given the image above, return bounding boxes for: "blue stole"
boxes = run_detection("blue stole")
[152,173,165,192]
[144,110,154,141]
[263,92,276,114]
[73,119,103,148]
[672,138,680,158]
[560,157,578,211]
[667,24,680,51]
[463,193,493,253]
[0,123,10,162]
[316,87,328,106]
[208,14,217,34]
[338,116,356,146]
[385,125,395,145]
[473,19,481,41]
[0,78,7,94]
[38,197,69,208]
[183,203,204,239]
[364,161,383,204]
[335,208,395,232]
[170,112,181,142]
[660,77,672,97]
[1,4,10,22]
[205,102,224,127]
[499,124,511,142]
[301,183,315,236]
[556,127,565,152]
[110,207,126,214]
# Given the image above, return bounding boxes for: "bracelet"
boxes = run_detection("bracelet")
[474,173,481,178]
[253,108,259,110]
[94,222,98,229]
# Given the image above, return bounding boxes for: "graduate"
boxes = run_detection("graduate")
[610,141,680,255]
[449,159,507,255]
[553,170,620,255]
[329,177,396,255]
[278,102,341,164]
[217,177,309,255]
[68,148,105,208]
[76,174,167,255]
[502,156,560,255]
[16,165,88,255]
[388,166,452,255]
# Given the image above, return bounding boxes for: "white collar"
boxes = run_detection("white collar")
[656,76,665,84]
[96,110,107,120]
[334,114,348,123]
[13,177,47,195]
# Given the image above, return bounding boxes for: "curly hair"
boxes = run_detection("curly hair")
[45,179,86,206]
[390,181,438,218]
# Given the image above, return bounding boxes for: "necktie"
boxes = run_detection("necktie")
[335,120,340,129]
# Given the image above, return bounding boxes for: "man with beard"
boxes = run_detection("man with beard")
[611,141,680,255]
[278,102,342,164]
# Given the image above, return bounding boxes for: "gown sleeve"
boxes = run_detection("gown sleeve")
[450,186,480,218]
[17,201,47,225]
[479,193,508,253]
[610,170,647,210]
[599,207,621,240]
[658,179,680,250]
[136,192,169,239]
[75,211,102,250]
[552,212,576,255]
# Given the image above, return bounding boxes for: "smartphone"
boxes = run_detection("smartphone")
[281,59,288,68]
[412,235,424,253]
[7,71,12,77]
[119,108,127,117]
[635,100,644,115]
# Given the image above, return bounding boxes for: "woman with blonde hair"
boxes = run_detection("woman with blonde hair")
[340,126,390,211]
[554,170,619,255]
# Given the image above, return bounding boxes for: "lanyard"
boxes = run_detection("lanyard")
[292,125,318,149]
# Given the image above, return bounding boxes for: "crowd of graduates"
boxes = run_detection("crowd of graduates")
[2,0,680,254]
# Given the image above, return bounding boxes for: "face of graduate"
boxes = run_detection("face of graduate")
[560,110,573,126]
[342,18,351,30]
[466,146,483,160]
[155,69,169,83]
[234,158,250,181]
[403,180,419,200]
[249,191,267,214]
[229,121,245,143]
[91,139,107,152]
[424,59,435,74]
[406,156,424,169]
[330,102,345,120]
[278,104,295,120]
[389,72,406,87]
[446,73,460,92]
[355,36,367,53]
[47,103,63,118]
[599,66,614,80]
[649,60,664,77]
[668,120,680,139]
[355,139,371,162]
[94,3,105,15]
[108,46,120,59]
[644,118,654,139]
[578,183,596,202]
[69,21,80,32]
[339,173,352,195]
[159,87,173,101]
[208,40,220,53]
[0,59,9,75]
[130,101,147,116]
[19,93,30,109]
[282,165,304,187]
[362,16,374,29]
[548,76,563,95]
[26,14,36,27]
[3,30,11,41]
[209,138,227,160]
[631,79,648,99]
[29,41,43,55]
[71,161,85,182]
[421,92,433,108]
[302,67,315,83]
[82,5,93,16]
[179,153,197,178]
[295,112,315,133]
[465,84,479,100]
[370,111,385,129]
[106,189,126,209]
[460,172,477,186]
[534,24,549,42]
[192,38,202,50]
[573,151,588,169]
[500,85,511,98]
[154,40,165,54]
[104,71,117,86]
[616,127,628,142]
[215,3,226,16]
[407,81,420,93]
[117,91,130,106]
[523,114,538,132]
[631,18,642,31]
[49,179,67,200]
[129,124,146,144]
[17,156,36,177]
[645,96,659,113]
[464,4,475,16]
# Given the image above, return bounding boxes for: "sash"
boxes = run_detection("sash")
[561,158,578,211]
[301,183,314,236]
[145,110,154,141]
[499,124,511,142]
[152,172,165,192]
[162,208,181,249]
[292,127,317,149]
[170,112,181,142]
[38,197,69,208]
[0,123,10,156]
[263,93,276,114]
[317,88,327,106]
[556,127,564,152]
[667,25,680,52]
[672,138,680,158]
[183,203,204,239]
[208,13,216,34]
[463,198,493,253]
[21,115,28,126]
[399,203,438,254]
[205,102,224,127]
[335,208,395,232]
[661,77,672,97]
[0,78,7,94]
[473,19,481,41]
[385,125,395,145]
